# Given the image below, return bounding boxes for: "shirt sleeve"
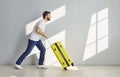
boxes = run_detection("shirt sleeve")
[38,20,43,29]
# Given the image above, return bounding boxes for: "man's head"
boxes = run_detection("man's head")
[43,11,51,21]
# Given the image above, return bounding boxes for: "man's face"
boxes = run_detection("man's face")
[46,14,51,21]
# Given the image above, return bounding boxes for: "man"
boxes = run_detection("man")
[15,11,51,69]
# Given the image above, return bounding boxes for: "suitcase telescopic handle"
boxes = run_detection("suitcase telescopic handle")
[47,39,52,45]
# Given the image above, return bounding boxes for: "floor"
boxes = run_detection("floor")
[0,65,120,77]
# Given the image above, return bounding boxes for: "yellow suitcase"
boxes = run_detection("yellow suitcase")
[50,41,74,70]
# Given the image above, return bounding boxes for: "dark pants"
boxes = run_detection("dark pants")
[16,39,46,65]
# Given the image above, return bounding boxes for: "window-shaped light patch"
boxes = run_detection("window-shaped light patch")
[83,8,108,61]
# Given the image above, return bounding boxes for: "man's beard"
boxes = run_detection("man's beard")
[47,17,51,21]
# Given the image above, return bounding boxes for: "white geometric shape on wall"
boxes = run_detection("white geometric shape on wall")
[83,8,108,61]
[83,43,96,61]
[86,24,96,45]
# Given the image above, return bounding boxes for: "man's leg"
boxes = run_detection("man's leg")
[16,39,37,65]
[36,40,46,65]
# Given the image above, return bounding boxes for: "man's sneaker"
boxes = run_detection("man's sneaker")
[37,65,47,69]
[15,64,23,69]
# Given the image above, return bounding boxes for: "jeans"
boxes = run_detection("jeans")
[16,39,46,65]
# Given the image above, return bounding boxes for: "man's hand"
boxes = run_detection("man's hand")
[36,26,48,38]
[43,34,48,38]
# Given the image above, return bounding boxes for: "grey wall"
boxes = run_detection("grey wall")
[0,0,120,65]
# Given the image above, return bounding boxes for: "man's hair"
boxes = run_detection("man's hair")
[43,11,51,19]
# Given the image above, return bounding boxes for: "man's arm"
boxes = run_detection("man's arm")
[36,26,48,38]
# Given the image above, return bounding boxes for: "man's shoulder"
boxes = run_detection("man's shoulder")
[36,19,43,25]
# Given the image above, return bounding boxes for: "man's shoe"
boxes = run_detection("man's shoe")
[15,64,23,69]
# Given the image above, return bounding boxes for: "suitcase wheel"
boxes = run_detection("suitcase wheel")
[71,63,74,66]
[64,67,67,70]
